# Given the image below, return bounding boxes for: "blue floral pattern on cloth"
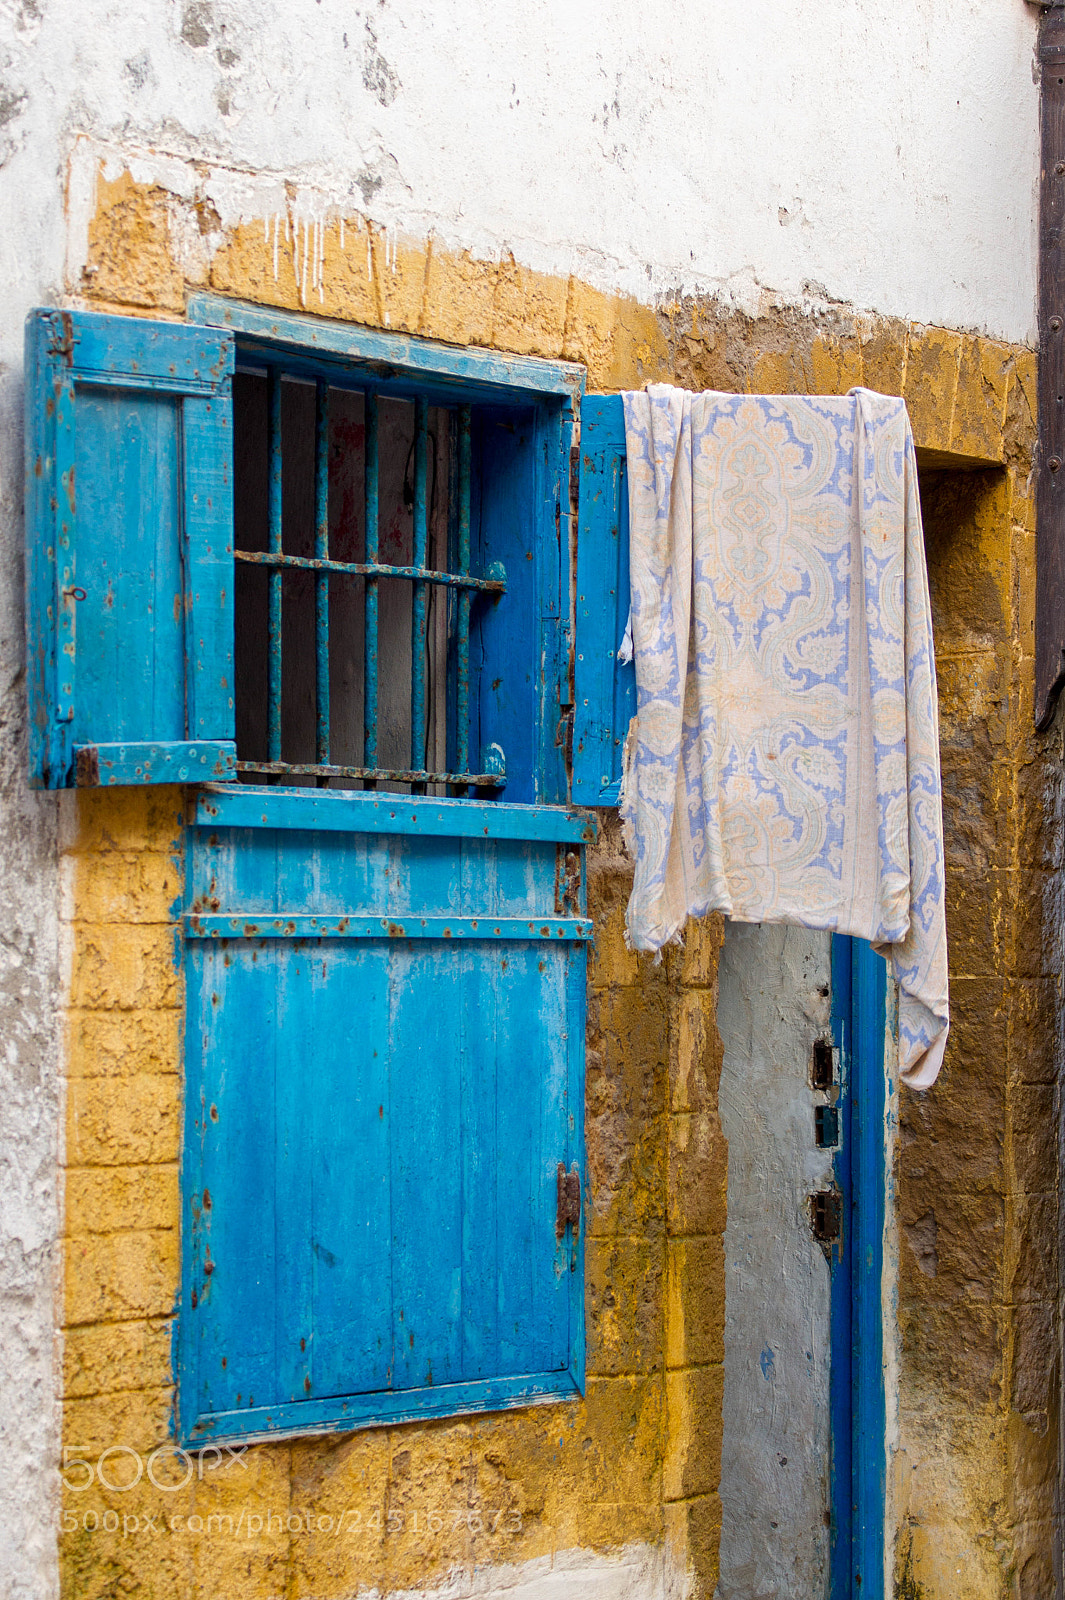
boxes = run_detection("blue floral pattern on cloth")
[620,385,948,1087]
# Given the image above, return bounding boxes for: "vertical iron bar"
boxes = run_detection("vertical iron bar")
[363,391,379,772]
[456,405,472,776]
[314,380,330,766]
[410,397,429,775]
[267,368,283,763]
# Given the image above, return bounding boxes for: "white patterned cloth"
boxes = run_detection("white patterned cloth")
[620,385,948,1088]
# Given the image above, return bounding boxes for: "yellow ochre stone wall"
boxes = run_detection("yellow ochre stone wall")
[56,155,1054,1600]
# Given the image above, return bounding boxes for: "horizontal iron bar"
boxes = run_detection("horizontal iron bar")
[236,761,504,785]
[195,785,597,844]
[233,549,505,592]
[184,913,593,941]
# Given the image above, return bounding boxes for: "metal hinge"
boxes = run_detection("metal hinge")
[556,1162,581,1239]
[809,1190,842,1244]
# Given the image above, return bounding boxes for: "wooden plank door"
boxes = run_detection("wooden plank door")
[178,790,589,1443]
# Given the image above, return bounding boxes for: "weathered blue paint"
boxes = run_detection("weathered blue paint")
[179,799,586,1445]
[25,307,235,788]
[457,404,473,777]
[572,394,636,805]
[364,389,380,771]
[195,784,597,843]
[183,913,593,940]
[411,396,429,776]
[830,935,888,1600]
[314,379,330,765]
[188,292,585,407]
[77,741,235,786]
[267,367,283,763]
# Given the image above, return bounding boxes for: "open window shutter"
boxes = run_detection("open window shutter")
[573,393,635,805]
[25,308,236,788]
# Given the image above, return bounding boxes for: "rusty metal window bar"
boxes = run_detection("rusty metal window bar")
[234,368,507,794]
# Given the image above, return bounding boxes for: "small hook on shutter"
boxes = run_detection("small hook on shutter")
[556,1162,581,1239]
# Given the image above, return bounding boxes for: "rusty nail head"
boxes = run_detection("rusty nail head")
[1057,161,1065,174]
[1052,317,1063,333]
[1051,457,1062,473]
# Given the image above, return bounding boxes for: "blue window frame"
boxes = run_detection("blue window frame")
[26,300,593,1443]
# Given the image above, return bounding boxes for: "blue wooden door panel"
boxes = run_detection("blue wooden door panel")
[25,308,235,787]
[186,939,279,1413]
[181,812,585,1444]
[573,394,636,806]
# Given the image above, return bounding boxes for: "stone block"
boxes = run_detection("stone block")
[1007,979,1059,1085]
[899,1187,1003,1307]
[576,1375,665,1545]
[1009,1084,1056,1197]
[669,988,723,1116]
[1011,867,1064,980]
[64,1163,179,1235]
[1016,748,1064,871]
[61,850,181,926]
[62,1383,175,1457]
[663,1366,723,1501]
[664,1492,722,1600]
[63,1317,173,1400]
[810,335,862,395]
[1010,1300,1057,1416]
[859,319,907,396]
[897,1291,1002,1406]
[668,1113,728,1238]
[950,337,1009,463]
[64,1228,178,1326]
[67,923,181,1012]
[1009,1191,1057,1304]
[677,912,725,990]
[904,325,964,454]
[666,1236,725,1369]
[492,258,568,359]
[371,225,430,335]
[83,169,185,312]
[897,1034,1004,1196]
[66,1075,180,1167]
[62,786,185,857]
[66,1008,180,1079]
[943,867,1006,980]
[420,245,497,348]
[586,1235,664,1377]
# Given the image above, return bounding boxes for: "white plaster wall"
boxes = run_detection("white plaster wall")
[717,922,835,1600]
[0,2,1046,1596]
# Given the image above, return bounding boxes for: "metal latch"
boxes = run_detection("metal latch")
[815,1105,840,1149]
[556,1162,581,1239]
[809,1190,842,1244]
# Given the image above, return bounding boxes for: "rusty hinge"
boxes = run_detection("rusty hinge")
[556,1162,581,1239]
[809,1190,842,1244]
[555,846,582,915]
[46,309,78,364]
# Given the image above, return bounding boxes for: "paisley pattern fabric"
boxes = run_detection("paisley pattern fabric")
[620,385,947,1087]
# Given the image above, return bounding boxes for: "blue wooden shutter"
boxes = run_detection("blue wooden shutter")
[179,788,590,1441]
[25,308,236,787]
[573,394,635,805]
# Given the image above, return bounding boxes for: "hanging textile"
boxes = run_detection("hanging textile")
[620,385,948,1088]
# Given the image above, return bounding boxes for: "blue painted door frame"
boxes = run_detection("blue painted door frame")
[830,935,888,1600]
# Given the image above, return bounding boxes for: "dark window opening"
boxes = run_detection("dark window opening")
[231,367,516,796]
